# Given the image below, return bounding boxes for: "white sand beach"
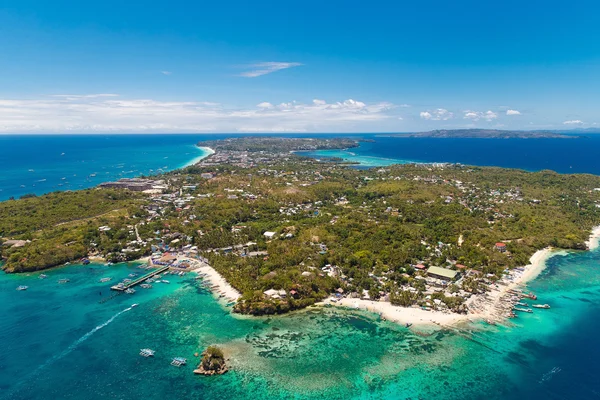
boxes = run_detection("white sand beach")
[585,225,600,251]
[325,247,558,328]
[184,146,215,167]
[465,247,559,323]
[192,263,241,302]
[517,247,555,284]
[326,298,471,327]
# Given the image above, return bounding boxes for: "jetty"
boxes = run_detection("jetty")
[110,266,170,291]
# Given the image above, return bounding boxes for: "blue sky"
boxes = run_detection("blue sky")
[1,0,599,133]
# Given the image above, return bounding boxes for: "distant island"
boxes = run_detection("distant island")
[197,137,359,152]
[385,129,580,139]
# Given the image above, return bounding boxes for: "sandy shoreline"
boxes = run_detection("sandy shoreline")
[323,298,472,327]
[585,225,600,251]
[132,224,600,327]
[323,246,559,328]
[183,146,215,168]
[191,263,241,302]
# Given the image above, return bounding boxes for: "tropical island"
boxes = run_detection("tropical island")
[385,129,579,139]
[194,346,228,375]
[2,136,600,326]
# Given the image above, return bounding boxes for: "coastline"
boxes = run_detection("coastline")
[192,263,241,302]
[321,298,471,327]
[464,247,558,324]
[182,146,215,168]
[585,225,600,251]
[322,246,561,328]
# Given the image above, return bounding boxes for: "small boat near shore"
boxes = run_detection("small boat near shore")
[58,279,70,284]
[17,285,29,291]
[131,303,139,308]
[532,304,551,309]
[521,292,537,300]
[99,277,112,283]
[514,307,533,313]
[39,274,48,279]
[125,288,136,294]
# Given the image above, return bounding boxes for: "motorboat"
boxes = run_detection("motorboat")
[532,304,551,309]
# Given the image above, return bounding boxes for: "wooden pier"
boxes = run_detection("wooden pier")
[110,266,170,291]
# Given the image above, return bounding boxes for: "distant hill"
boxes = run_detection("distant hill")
[388,129,580,139]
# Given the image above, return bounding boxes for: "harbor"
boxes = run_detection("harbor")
[110,266,170,291]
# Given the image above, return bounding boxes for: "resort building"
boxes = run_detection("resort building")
[494,242,507,252]
[426,266,458,281]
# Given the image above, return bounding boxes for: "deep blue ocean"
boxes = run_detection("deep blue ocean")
[2,133,600,399]
[2,133,600,201]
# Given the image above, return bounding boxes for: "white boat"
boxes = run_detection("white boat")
[16,285,29,291]
[131,303,139,308]
[171,357,187,367]
[58,279,70,284]
[39,274,48,279]
[125,288,136,294]
[140,348,155,357]
[532,304,551,309]
[162,280,170,284]
[99,277,112,283]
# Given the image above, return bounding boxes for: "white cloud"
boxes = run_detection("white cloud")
[506,109,521,115]
[238,62,302,77]
[256,102,274,109]
[563,120,584,125]
[50,93,119,100]
[161,71,172,75]
[463,110,498,121]
[420,108,453,121]
[0,95,395,133]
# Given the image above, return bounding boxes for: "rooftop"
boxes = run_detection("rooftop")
[426,266,458,280]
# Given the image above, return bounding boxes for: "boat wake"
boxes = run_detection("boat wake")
[8,306,134,396]
[539,366,562,384]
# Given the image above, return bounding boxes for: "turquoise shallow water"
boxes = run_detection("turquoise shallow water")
[2,246,600,399]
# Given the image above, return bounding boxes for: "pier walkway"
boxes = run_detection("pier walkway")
[110,266,170,291]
